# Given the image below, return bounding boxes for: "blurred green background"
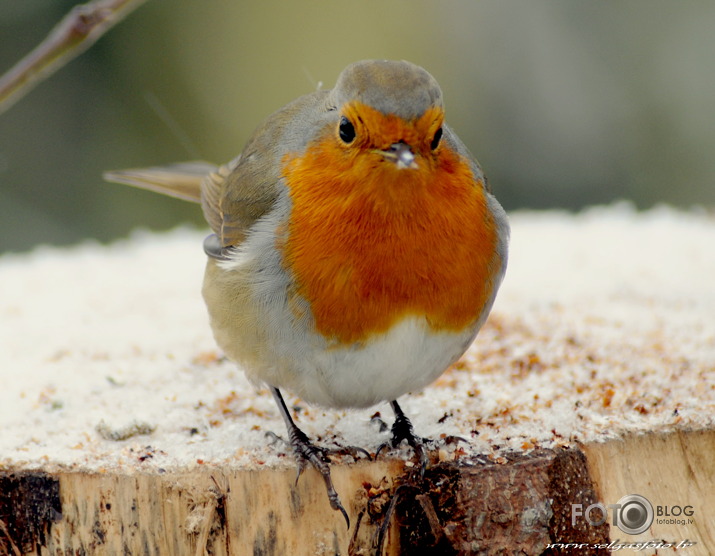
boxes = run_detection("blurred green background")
[1,1,714,252]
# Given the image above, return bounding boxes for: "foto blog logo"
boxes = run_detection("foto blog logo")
[572,494,655,535]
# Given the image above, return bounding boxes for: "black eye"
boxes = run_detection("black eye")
[339,116,356,143]
[430,127,443,150]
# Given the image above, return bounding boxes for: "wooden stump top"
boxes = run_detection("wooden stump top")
[1,207,714,554]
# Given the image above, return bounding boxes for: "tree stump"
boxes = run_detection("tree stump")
[2,208,713,554]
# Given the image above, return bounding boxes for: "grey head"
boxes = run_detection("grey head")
[328,60,443,120]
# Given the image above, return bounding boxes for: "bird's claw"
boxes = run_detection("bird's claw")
[376,409,430,477]
[442,434,469,446]
[330,444,372,461]
[286,425,350,529]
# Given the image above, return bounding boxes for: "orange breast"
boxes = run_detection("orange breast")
[281,127,499,345]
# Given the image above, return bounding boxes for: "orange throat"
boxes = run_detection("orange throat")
[281,128,499,345]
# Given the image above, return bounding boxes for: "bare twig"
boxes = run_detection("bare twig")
[0,0,149,116]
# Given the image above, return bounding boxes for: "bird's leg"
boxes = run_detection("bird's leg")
[269,386,349,527]
[377,400,429,476]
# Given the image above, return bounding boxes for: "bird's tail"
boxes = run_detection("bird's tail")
[103,161,218,203]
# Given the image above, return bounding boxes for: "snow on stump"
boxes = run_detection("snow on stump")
[1,205,714,554]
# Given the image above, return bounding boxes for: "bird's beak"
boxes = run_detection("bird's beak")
[374,142,418,170]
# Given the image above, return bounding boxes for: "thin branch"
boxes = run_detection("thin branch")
[0,0,149,116]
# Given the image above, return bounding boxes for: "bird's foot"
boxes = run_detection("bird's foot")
[375,402,469,478]
[268,387,354,528]
[375,402,429,477]
[285,424,351,528]
[267,431,371,462]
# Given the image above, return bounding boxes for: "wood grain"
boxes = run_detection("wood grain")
[1,446,615,555]
[584,430,714,554]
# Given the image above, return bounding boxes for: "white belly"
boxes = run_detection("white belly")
[265,316,477,408]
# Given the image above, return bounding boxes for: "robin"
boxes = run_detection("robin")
[106,59,509,526]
